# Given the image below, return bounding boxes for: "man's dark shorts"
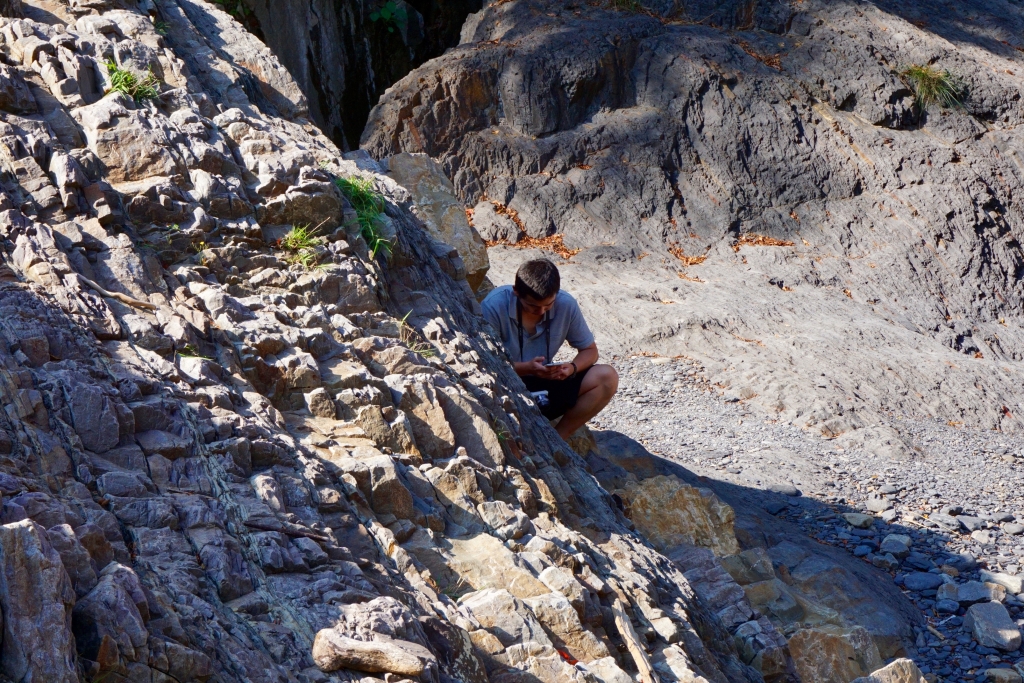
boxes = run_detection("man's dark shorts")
[523,366,592,419]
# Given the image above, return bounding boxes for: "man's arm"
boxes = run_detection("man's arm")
[571,343,599,372]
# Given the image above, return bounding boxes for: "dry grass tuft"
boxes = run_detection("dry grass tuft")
[901,64,965,109]
[733,233,794,251]
[668,244,708,265]
[738,41,781,70]
[489,201,526,232]
[485,233,581,260]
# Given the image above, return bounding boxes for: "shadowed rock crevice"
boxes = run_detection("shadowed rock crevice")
[241,0,482,149]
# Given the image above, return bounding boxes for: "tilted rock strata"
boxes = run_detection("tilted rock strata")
[583,429,923,680]
[0,0,835,681]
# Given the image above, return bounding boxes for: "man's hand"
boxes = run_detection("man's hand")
[514,357,574,380]
[514,356,549,377]
[543,363,574,380]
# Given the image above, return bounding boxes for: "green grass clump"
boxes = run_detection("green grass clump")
[901,64,965,109]
[334,176,392,258]
[178,344,213,360]
[279,224,326,270]
[370,0,407,33]
[280,224,322,252]
[288,248,330,270]
[398,310,437,358]
[105,61,160,102]
[493,419,511,444]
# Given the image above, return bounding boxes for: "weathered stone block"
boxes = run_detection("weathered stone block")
[787,625,883,683]
[618,474,739,555]
[851,658,928,683]
[0,520,78,683]
[312,628,433,675]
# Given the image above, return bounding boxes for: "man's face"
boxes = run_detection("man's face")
[515,289,557,317]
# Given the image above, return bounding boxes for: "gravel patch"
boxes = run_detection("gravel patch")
[595,354,1024,681]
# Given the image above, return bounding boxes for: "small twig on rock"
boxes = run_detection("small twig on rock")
[606,578,661,683]
[244,520,333,543]
[74,274,157,310]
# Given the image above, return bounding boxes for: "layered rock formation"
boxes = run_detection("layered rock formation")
[362,0,1024,450]
[581,430,924,679]
[0,0,928,681]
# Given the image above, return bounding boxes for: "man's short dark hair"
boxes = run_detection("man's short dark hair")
[515,259,560,300]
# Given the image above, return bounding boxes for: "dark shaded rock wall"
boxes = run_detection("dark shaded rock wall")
[244,0,481,149]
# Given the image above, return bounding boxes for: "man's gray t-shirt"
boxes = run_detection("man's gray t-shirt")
[481,286,595,362]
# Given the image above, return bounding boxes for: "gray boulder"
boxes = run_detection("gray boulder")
[902,572,944,592]
[879,534,911,560]
[965,602,1022,651]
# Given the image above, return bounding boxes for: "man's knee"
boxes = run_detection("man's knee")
[594,364,618,396]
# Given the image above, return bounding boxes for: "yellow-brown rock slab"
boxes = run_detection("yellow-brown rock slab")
[788,625,883,683]
[618,474,739,555]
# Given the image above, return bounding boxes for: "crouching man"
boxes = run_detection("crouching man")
[482,258,618,439]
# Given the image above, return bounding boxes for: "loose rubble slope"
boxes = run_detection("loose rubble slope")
[363,0,1024,451]
[0,0,927,682]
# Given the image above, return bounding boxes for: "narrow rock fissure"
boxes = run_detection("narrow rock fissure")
[241,0,481,150]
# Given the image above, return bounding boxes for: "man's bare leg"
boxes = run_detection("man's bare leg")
[555,364,619,439]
